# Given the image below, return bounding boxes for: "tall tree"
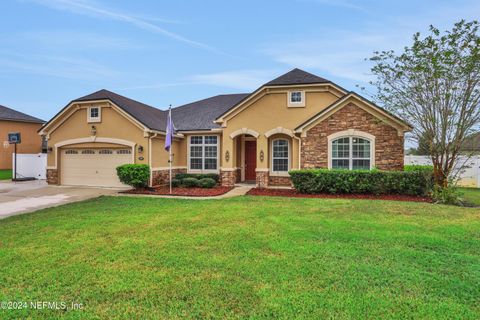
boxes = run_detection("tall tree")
[369,20,480,187]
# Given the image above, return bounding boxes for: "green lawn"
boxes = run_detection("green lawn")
[0,196,479,319]
[0,169,12,180]
[459,187,480,206]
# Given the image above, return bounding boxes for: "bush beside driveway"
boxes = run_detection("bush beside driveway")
[0,195,478,319]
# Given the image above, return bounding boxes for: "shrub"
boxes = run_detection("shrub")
[404,165,434,173]
[116,164,150,188]
[288,169,434,196]
[171,178,182,188]
[175,173,219,183]
[432,185,465,206]
[182,177,199,188]
[198,178,216,188]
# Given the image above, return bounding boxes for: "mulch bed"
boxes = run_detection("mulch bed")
[123,186,234,197]
[247,188,432,203]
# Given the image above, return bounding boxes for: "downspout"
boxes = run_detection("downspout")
[148,133,158,187]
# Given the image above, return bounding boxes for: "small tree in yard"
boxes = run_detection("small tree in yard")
[369,20,480,188]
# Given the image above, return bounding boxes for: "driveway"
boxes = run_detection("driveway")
[0,180,126,219]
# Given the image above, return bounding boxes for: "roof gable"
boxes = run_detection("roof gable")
[0,104,44,123]
[294,92,412,135]
[264,68,330,86]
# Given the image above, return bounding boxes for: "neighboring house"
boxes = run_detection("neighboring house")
[39,68,412,188]
[0,105,44,169]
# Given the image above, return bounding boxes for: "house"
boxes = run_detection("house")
[0,105,45,169]
[39,68,412,188]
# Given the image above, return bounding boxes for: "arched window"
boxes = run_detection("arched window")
[331,136,371,170]
[272,139,289,172]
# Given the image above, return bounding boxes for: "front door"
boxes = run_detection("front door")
[244,140,257,181]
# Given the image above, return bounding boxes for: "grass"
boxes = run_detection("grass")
[0,169,12,180]
[459,187,480,206]
[0,196,479,319]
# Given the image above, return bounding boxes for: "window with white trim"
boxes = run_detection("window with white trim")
[331,137,371,170]
[189,135,218,171]
[88,106,101,122]
[288,91,305,107]
[272,139,289,172]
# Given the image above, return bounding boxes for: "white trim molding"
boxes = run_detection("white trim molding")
[265,127,294,138]
[327,129,375,169]
[87,106,101,123]
[229,128,260,139]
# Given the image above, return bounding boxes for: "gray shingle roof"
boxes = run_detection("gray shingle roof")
[172,94,249,130]
[264,68,330,86]
[0,104,44,123]
[69,89,248,132]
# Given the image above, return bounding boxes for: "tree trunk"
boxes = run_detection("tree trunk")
[432,162,449,188]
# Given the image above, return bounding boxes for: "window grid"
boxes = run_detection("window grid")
[290,91,302,103]
[332,137,371,170]
[272,139,289,172]
[189,135,218,171]
[90,107,99,118]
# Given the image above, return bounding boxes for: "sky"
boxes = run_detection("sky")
[1,0,479,121]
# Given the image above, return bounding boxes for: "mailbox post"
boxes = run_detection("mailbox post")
[8,132,21,181]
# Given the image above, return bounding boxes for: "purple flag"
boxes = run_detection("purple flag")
[165,107,174,151]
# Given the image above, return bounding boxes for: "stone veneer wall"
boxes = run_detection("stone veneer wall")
[301,103,404,170]
[256,171,269,188]
[235,168,241,183]
[46,169,58,185]
[269,175,292,186]
[220,170,237,187]
[152,168,187,186]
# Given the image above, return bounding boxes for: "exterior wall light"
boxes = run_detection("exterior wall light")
[138,145,144,154]
[225,150,230,162]
[260,150,264,162]
[91,125,97,136]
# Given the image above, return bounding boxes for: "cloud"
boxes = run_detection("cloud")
[187,69,279,90]
[25,0,224,54]
[303,0,369,12]
[0,51,121,80]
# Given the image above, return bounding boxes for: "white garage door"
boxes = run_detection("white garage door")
[61,148,132,187]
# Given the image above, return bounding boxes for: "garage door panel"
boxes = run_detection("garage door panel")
[61,149,132,187]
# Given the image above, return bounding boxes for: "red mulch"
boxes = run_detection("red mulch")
[124,186,234,197]
[247,188,432,203]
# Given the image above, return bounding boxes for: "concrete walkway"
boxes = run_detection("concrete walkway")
[0,180,125,219]
[118,185,254,200]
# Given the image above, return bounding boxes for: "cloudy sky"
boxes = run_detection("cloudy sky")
[1,0,479,120]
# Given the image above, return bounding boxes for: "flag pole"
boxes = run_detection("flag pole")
[169,105,173,195]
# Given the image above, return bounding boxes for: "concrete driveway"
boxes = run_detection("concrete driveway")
[0,180,126,219]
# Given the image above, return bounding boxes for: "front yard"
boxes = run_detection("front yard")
[0,195,479,319]
[0,169,12,180]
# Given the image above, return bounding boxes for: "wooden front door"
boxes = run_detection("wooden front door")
[244,140,257,181]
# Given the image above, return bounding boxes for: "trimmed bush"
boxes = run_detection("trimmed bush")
[116,164,150,188]
[289,169,434,196]
[175,173,219,183]
[171,178,182,188]
[404,164,434,173]
[182,177,199,188]
[198,178,216,188]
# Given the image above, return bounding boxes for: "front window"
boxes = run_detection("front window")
[332,137,371,170]
[189,135,218,171]
[272,139,289,172]
[291,91,302,103]
[88,106,101,122]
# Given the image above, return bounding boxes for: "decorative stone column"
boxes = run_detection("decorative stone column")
[220,169,237,187]
[151,168,187,186]
[46,169,59,185]
[255,169,269,188]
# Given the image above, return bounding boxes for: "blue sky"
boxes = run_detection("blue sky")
[1,0,479,121]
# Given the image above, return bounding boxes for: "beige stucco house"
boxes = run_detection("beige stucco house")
[39,69,411,188]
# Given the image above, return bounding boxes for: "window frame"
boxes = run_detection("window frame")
[87,106,101,123]
[270,138,290,176]
[328,133,375,170]
[187,135,219,173]
[287,90,305,107]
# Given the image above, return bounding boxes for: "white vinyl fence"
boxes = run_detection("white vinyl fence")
[12,153,47,180]
[405,155,480,188]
